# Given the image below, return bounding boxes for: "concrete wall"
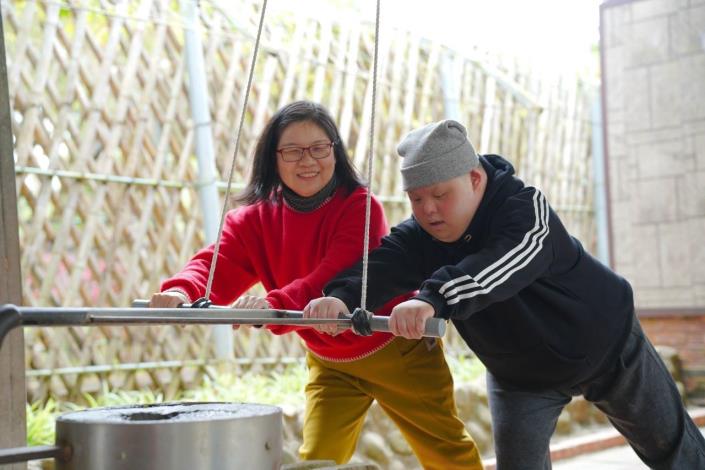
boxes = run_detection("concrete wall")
[601,0,705,396]
[601,0,705,310]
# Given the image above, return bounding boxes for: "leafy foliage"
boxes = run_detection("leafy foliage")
[447,354,486,383]
[26,357,484,445]
[26,399,58,446]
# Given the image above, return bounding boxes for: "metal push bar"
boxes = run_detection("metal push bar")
[0,301,446,349]
[0,445,69,465]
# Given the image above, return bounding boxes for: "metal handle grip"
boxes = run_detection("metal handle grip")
[369,315,446,337]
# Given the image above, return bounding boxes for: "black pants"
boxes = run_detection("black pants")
[487,317,705,469]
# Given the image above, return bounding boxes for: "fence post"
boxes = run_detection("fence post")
[591,93,611,266]
[440,49,461,121]
[0,3,28,468]
[181,0,233,361]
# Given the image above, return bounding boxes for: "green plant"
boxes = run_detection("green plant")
[77,384,164,409]
[26,358,480,446]
[25,364,310,445]
[447,354,485,383]
[182,364,308,408]
[26,399,59,446]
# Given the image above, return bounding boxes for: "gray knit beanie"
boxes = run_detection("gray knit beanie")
[397,119,479,191]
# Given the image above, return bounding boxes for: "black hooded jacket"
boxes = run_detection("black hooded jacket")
[325,155,634,389]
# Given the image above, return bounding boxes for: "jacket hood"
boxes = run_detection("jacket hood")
[481,154,517,200]
[460,155,521,240]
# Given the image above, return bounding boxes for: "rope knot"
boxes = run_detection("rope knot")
[350,308,373,336]
[190,297,212,309]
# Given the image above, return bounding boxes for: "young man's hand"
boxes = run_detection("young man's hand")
[389,299,435,339]
[303,297,350,335]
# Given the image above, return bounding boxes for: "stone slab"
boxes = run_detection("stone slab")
[632,0,681,21]
[695,283,705,307]
[623,67,651,132]
[630,223,662,288]
[635,139,694,179]
[605,111,625,155]
[696,131,705,170]
[608,154,637,202]
[635,286,696,308]
[604,46,625,113]
[627,127,686,147]
[601,4,632,48]
[676,171,705,217]
[658,221,695,287]
[634,177,678,224]
[671,5,705,55]
[610,201,635,267]
[682,55,705,121]
[626,16,670,67]
[692,219,705,284]
[651,61,684,129]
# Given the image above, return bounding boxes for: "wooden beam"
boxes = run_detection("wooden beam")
[0,2,27,468]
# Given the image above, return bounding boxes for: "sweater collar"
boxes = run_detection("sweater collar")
[281,175,338,212]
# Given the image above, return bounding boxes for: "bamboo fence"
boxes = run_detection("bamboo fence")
[2,0,597,401]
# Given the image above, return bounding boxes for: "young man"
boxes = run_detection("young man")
[305,120,705,469]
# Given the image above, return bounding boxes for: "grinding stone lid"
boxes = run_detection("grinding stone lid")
[56,402,281,424]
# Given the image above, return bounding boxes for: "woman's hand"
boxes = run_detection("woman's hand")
[231,295,270,309]
[230,295,270,330]
[303,297,349,335]
[149,290,189,308]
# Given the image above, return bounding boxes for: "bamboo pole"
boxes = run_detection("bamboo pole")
[181,0,233,360]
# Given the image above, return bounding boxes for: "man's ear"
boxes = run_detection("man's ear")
[469,167,484,189]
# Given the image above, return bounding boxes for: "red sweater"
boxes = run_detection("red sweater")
[161,186,401,361]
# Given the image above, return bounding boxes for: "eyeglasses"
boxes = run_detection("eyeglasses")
[276,142,335,162]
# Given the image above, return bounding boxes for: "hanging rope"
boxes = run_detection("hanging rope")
[204,0,268,301]
[359,0,381,313]
[201,0,378,314]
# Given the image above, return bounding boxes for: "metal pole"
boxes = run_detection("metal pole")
[0,303,447,349]
[440,49,462,121]
[591,94,610,266]
[181,0,232,360]
[0,445,67,465]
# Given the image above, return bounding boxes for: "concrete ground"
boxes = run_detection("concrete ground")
[554,428,705,470]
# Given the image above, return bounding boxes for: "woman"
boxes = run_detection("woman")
[149,101,482,469]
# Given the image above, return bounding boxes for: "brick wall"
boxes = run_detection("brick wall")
[640,314,705,397]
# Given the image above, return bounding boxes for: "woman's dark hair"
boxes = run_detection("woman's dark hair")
[236,101,364,205]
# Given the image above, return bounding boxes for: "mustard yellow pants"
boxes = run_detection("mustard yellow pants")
[299,337,483,470]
